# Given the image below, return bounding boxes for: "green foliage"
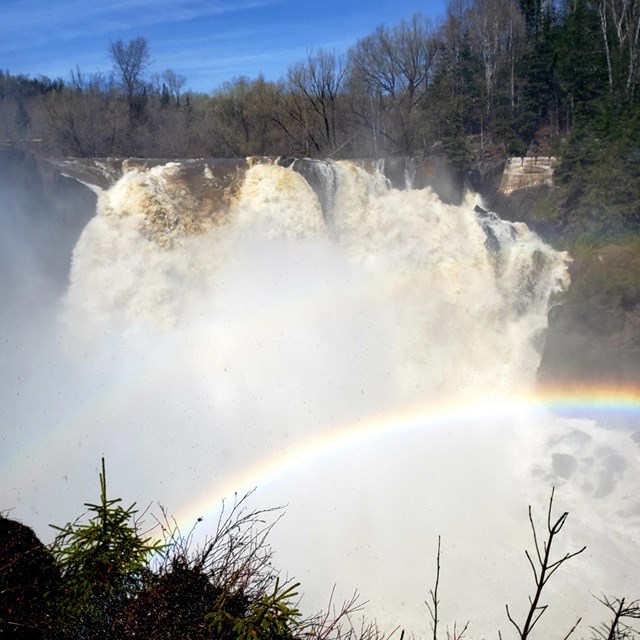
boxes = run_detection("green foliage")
[0,70,62,100]
[15,100,30,136]
[554,0,606,108]
[42,461,308,640]
[553,102,640,236]
[206,578,301,640]
[440,104,474,172]
[50,458,162,638]
[526,185,565,229]
[160,83,171,110]
[516,48,552,136]
[123,490,286,640]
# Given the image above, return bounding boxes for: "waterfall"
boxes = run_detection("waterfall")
[3,158,639,639]
[66,159,569,395]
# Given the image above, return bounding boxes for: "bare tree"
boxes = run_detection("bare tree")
[426,535,442,640]
[425,535,469,640]
[468,0,525,120]
[207,75,287,156]
[596,0,640,101]
[347,14,440,154]
[162,68,187,104]
[44,71,127,155]
[109,37,151,112]
[286,49,348,154]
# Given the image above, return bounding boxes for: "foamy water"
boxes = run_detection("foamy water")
[2,159,639,639]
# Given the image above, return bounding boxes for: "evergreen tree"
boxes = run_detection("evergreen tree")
[50,459,162,639]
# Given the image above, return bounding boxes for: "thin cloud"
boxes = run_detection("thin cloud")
[3,0,443,94]
[0,0,286,40]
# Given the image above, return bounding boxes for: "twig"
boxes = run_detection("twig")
[505,488,586,640]
[426,535,442,640]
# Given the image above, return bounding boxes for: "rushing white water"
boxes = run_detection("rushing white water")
[3,159,640,639]
[67,160,568,395]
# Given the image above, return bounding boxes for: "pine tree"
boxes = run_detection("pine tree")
[50,459,162,639]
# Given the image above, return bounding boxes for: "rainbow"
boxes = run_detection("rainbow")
[3,383,638,497]
[536,382,640,416]
[172,384,640,531]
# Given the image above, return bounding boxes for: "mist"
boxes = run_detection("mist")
[1,156,639,638]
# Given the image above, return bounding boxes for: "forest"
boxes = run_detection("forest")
[1,0,640,239]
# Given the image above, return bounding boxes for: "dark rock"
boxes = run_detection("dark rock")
[482,183,564,244]
[286,158,339,227]
[549,299,626,337]
[0,147,96,295]
[466,158,506,196]
[416,155,465,205]
[380,157,410,190]
[0,515,60,639]
[538,243,640,387]
[538,321,640,386]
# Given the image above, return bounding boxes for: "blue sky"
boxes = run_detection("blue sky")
[1,0,445,94]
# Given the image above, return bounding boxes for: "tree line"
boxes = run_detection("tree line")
[0,0,637,161]
[2,0,640,233]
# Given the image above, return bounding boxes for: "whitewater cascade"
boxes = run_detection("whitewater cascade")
[66,158,568,396]
[4,158,640,638]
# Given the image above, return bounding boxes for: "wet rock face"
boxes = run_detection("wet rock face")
[0,515,60,638]
[549,295,627,336]
[538,243,640,388]
[538,296,640,387]
[0,148,96,293]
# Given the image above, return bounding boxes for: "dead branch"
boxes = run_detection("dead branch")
[152,489,286,602]
[505,488,585,640]
[304,586,367,640]
[426,535,442,640]
[446,620,470,640]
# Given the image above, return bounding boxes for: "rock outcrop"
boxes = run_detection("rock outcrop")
[498,157,556,195]
[0,147,96,293]
[538,244,640,388]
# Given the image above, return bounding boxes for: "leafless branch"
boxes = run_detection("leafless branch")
[152,489,285,603]
[426,535,442,640]
[505,488,586,640]
[562,616,583,640]
[446,620,470,640]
